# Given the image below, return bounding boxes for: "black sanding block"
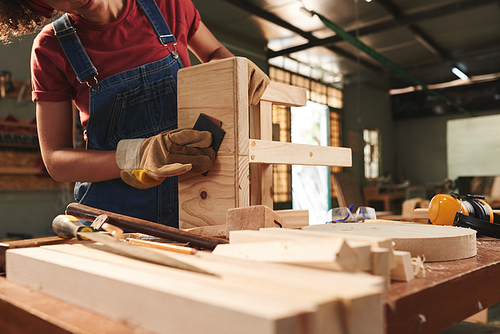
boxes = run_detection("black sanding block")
[192,113,225,153]
[192,113,225,176]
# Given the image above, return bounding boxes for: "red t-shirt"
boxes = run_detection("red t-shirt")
[31,0,200,127]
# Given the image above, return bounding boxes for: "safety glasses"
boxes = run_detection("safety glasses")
[326,205,376,223]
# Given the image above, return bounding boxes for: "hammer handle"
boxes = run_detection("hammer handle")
[65,203,228,250]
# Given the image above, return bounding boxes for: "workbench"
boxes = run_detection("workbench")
[0,235,498,334]
[387,236,500,334]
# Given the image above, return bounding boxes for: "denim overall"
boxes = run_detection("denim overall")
[53,0,182,227]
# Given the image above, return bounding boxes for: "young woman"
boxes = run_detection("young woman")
[0,0,269,227]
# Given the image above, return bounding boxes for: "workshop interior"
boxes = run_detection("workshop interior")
[1,0,500,333]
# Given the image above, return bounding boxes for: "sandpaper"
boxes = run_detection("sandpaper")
[192,113,225,176]
[193,113,225,152]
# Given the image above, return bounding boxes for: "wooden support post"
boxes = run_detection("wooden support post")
[250,101,273,208]
[177,57,351,230]
[177,58,249,229]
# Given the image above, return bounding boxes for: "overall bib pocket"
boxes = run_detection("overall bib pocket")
[107,76,177,146]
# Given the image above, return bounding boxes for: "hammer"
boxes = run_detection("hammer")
[65,203,228,250]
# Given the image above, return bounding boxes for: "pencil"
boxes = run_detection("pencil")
[127,238,197,255]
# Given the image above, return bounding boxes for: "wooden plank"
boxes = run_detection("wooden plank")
[7,247,314,334]
[177,57,249,229]
[390,251,415,282]
[258,227,394,250]
[304,221,476,262]
[275,210,309,229]
[0,277,152,334]
[0,236,92,274]
[226,205,283,232]
[259,227,393,271]
[229,229,373,272]
[213,239,360,272]
[249,101,273,208]
[249,140,352,166]
[8,244,385,334]
[260,82,307,107]
[371,247,392,294]
[64,243,384,334]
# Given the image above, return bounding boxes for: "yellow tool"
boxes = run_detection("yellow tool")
[429,193,493,225]
[52,215,94,240]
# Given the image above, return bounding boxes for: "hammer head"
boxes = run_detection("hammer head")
[90,214,110,231]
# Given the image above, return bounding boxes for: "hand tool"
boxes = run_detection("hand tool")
[52,214,215,276]
[125,238,197,255]
[193,113,225,153]
[65,203,228,250]
[52,215,94,240]
[192,113,225,176]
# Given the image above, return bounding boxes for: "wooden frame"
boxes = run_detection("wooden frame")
[177,57,352,229]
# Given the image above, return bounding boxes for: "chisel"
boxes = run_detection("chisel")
[51,215,216,276]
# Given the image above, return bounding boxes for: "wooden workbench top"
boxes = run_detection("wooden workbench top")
[387,236,500,334]
[3,235,500,334]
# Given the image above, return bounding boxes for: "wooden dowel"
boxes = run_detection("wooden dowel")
[126,238,197,255]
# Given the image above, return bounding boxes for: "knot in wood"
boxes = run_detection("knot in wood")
[200,191,208,199]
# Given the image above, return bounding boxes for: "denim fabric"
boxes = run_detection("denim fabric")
[54,0,183,227]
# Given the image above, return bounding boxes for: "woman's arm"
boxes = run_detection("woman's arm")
[36,101,121,183]
[188,21,234,63]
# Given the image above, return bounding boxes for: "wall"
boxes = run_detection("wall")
[395,109,500,185]
[0,33,73,240]
[343,80,500,195]
[342,81,396,187]
[0,33,37,118]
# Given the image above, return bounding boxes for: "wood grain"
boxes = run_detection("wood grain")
[249,140,352,166]
[7,243,385,334]
[304,221,476,261]
[177,58,249,228]
[387,237,500,334]
[261,82,307,107]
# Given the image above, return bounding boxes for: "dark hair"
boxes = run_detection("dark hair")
[0,0,50,44]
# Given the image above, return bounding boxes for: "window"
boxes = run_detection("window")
[363,129,380,179]
[269,66,343,217]
[291,101,330,224]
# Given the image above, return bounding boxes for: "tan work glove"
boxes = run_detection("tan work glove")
[247,59,270,106]
[116,129,215,189]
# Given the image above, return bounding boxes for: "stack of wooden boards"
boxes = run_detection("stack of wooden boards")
[214,226,411,284]
[5,218,478,333]
[213,220,477,282]
[6,242,385,334]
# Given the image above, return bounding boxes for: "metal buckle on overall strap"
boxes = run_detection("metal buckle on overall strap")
[81,76,100,92]
[163,39,179,59]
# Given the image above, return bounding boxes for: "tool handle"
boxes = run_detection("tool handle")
[52,215,94,240]
[65,203,228,250]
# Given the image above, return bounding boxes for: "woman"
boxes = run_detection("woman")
[0,0,269,227]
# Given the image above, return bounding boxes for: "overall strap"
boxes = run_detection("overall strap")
[53,14,99,88]
[52,0,178,88]
[136,0,176,45]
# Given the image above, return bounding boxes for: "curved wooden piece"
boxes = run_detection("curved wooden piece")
[303,221,476,262]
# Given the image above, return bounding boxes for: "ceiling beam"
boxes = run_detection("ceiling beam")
[268,0,499,58]
[220,0,382,72]
[373,0,452,60]
[344,46,500,86]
